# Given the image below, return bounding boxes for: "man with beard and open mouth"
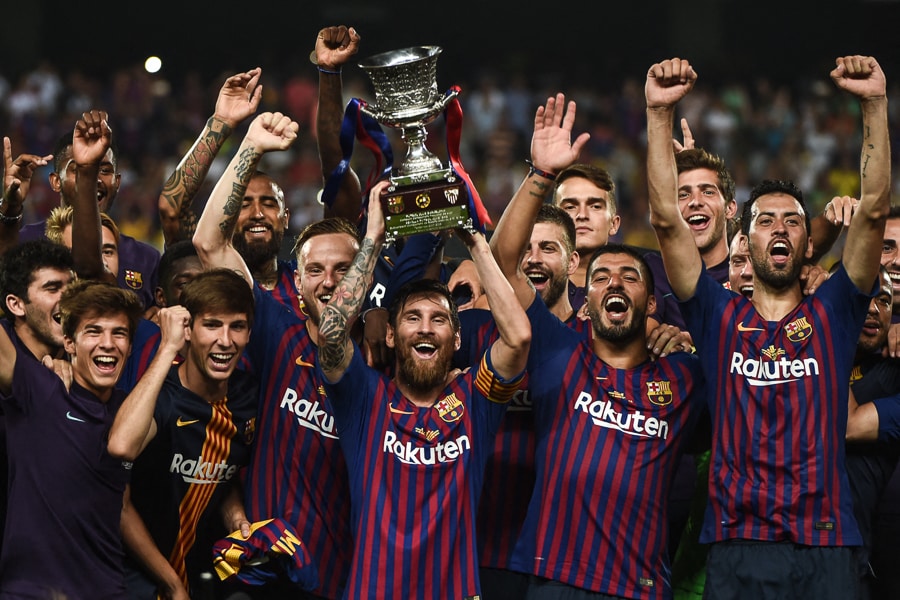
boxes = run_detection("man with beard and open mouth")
[646,55,890,600]
[315,178,530,600]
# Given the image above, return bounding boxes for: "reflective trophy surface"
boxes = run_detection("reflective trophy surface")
[358,46,474,244]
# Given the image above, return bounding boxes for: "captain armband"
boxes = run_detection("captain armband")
[474,352,526,404]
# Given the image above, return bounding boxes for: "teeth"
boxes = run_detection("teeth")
[319,294,332,302]
[95,356,116,364]
[249,226,267,233]
[773,242,787,249]
[414,343,436,351]
[687,215,707,223]
[526,272,547,282]
[210,353,233,361]
[605,297,627,311]
[889,272,900,282]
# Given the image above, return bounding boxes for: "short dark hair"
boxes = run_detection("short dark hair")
[158,240,199,289]
[292,217,360,258]
[535,204,577,255]
[585,243,655,292]
[59,279,143,342]
[388,279,460,333]
[675,147,736,203]
[0,240,74,319]
[555,164,617,216]
[739,179,811,236]
[180,269,255,328]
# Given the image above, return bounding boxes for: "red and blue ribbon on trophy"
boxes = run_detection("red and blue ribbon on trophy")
[321,86,492,233]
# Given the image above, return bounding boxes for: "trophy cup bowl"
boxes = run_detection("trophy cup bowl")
[358,46,473,244]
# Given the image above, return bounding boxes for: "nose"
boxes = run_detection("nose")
[687,190,701,207]
[524,246,540,265]
[740,261,753,279]
[218,327,233,348]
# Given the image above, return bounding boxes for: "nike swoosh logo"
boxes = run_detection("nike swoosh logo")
[737,322,764,332]
[176,417,199,427]
[389,403,415,415]
[66,411,85,423]
[295,356,315,368]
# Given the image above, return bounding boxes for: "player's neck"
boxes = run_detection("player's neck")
[570,263,588,292]
[178,361,229,404]
[750,281,803,322]
[395,370,460,408]
[591,335,651,370]
[251,259,279,291]
[15,322,63,363]
[701,240,729,268]
[549,297,574,323]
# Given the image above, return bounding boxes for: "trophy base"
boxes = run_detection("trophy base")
[381,176,473,245]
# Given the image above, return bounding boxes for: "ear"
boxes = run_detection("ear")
[454,330,461,352]
[805,236,814,260]
[725,199,738,219]
[567,250,580,277]
[647,293,657,316]
[5,294,26,318]
[154,286,167,309]
[48,172,62,193]
[608,214,621,236]
[63,335,76,356]
[281,207,291,229]
[385,324,396,349]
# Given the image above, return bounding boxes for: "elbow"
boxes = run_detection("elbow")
[106,436,139,462]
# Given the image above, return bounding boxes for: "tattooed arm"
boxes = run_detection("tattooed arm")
[319,181,386,383]
[193,112,299,284]
[159,68,262,247]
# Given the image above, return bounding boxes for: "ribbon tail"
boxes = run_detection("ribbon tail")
[444,88,491,232]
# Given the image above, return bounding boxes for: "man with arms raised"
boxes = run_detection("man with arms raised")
[316,180,530,600]
[645,56,889,598]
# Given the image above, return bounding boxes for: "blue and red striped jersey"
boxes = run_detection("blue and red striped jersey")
[267,259,305,319]
[682,265,868,546]
[242,286,352,599]
[322,344,523,600]
[510,297,705,599]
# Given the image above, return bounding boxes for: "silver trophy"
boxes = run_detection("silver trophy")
[358,46,473,244]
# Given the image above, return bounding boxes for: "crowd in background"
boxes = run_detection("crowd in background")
[2,59,899,261]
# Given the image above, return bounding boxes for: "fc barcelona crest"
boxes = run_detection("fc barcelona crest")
[124,269,143,290]
[435,393,464,423]
[784,316,812,343]
[646,380,673,406]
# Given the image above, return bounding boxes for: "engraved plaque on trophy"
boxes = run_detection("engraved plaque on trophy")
[358,46,474,244]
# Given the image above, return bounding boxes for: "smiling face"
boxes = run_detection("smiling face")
[387,292,461,395]
[585,252,655,343]
[233,174,290,267]
[183,311,250,383]
[556,177,620,254]
[746,193,812,291]
[63,312,132,402]
[294,232,359,325]
[858,270,893,355]
[678,167,736,261]
[880,217,900,314]
[8,267,73,354]
[61,223,119,277]
[521,222,578,310]
[50,145,120,213]
[728,233,753,298]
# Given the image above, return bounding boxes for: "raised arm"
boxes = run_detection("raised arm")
[645,58,703,300]
[107,306,189,461]
[315,25,363,222]
[158,68,262,247]
[465,228,531,380]
[192,112,299,282]
[70,110,115,283]
[489,93,589,307]
[0,137,52,255]
[318,183,386,383]
[831,56,891,290]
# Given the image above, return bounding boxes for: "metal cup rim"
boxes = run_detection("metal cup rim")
[358,46,443,70]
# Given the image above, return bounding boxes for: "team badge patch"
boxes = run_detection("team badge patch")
[435,393,464,423]
[243,418,256,445]
[124,269,143,290]
[784,316,812,343]
[646,380,673,406]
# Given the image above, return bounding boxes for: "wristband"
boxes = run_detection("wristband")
[0,199,22,224]
[317,66,342,75]
[526,160,557,181]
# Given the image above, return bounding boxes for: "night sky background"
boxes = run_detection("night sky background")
[6,0,900,91]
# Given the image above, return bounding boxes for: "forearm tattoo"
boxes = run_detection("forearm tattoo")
[218,147,260,238]
[528,178,551,200]
[319,237,378,372]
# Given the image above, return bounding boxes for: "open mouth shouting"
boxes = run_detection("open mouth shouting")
[525,268,550,291]
[769,239,791,267]
[603,293,631,322]
[209,352,236,371]
[412,339,439,360]
[686,213,710,231]
[93,354,119,375]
